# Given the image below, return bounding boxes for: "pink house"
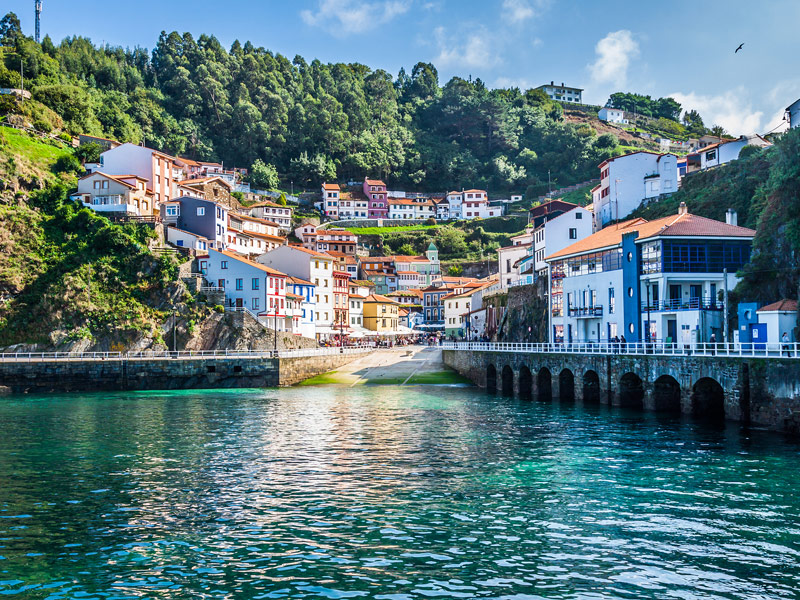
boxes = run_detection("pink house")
[363,177,388,219]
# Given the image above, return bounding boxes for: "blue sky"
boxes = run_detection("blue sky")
[7,0,800,134]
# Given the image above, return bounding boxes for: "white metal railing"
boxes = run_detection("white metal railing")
[441,341,800,359]
[0,346,375,363]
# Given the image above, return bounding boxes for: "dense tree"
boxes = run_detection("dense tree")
[3,14,693,193]
[608,92,684,121]
[249,159,279,190]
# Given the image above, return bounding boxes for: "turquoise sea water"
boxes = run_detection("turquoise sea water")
[0,386,799,599]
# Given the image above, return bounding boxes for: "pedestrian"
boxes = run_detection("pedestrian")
[611,335,619,354]
[709,332,717,356]
[782,332,791,357]
[619,335,626,353]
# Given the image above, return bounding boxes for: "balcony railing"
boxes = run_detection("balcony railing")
[568,305,604,318]
[642,297,723,311]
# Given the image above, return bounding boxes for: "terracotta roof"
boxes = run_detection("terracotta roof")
[350,280,376,287]
[322,183,340,191]
[180,176,233,189]
[249,201,290,209]
[235,230,286,243]
[757,300,798,313]
[396,270,418,275]
[216,249,286,276]
[636,214,756,240]
[547,212,755,261]
[392,255,429,263]
[288,276,314,286]
[364,294,398,304]
[364,178,386,186]
[463,189,486,194]
[286,292,304,301]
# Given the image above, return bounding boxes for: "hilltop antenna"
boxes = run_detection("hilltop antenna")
[34,1,42,43]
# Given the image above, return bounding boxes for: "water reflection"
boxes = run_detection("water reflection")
[0,386,798,598]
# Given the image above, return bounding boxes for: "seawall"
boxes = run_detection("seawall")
[0,351,367,393]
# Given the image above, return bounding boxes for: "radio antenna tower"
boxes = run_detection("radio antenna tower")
[35,1,42,43]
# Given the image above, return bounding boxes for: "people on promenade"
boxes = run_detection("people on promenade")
[709,333,717,356]
[782,332,791,357]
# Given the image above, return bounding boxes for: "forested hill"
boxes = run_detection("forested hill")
[3,15,651,194]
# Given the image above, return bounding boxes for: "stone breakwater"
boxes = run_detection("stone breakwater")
[0,352,368,393]
[444,349,800,434]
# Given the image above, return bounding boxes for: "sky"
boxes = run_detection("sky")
[6,0,800,135]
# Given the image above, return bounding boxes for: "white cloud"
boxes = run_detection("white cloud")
[669,89,764,135]
[434,26,499,70]
[588,30,639,88]
[301,0,411,35]
[501,0,549,24]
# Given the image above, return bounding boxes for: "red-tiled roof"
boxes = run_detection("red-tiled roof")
[637,214,756,240]
[322,183,340,191]
[365,178,386,186]
[288,276,314,286]
[757,300,798,313]
[365,294,398,304]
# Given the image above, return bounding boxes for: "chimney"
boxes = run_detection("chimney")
[550,80,554,86]
[678,202,688,216]
[726,208,738,226]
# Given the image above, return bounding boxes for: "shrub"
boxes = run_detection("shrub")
[213,305,224,313]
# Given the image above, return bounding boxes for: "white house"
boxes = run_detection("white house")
[787,99,800,129]
[757,300,797,343]
[532,206,593,277]
[498,243,531,289]
[686,135,772,174]
[248,201,293,232]
[256,245,336,336]
[598,106,627,124]
[445,191,463,219]
[592,151,678,231]
[535,81,583,103]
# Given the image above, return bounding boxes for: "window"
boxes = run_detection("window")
[575,212,582,219]
[165,205,179,217]
[609,288,615,314]
[706,149,717,162]
[569,228,577,239]
[197,207,205,216]
[252,278,260,290]
[253,298,260,310]
[236,279,243,291]
[221,261,229,269]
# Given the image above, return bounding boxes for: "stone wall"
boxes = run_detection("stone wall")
[443,349,800,434]
[0,351,369,393]
[489,280,549,343]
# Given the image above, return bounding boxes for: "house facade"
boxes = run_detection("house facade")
[364,178,388,219]
[592,151,678,230]
[322,183,340,219]
[546,205,755,347]
[363,295,399,333]
[288,276,317,339]
[256,245,336,335]
[161,197,228,250]
[75,172,153,216]
[98,143,178,210]
[598,106,627,123]
[685,135,772,174]
[248,201,293,232]
[200,249,288,328]
[787,99,800,129]
[535,81,583,103]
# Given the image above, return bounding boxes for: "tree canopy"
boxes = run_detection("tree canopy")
[1,16,640,193]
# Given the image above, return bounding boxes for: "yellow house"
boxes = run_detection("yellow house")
[363,294,400,332]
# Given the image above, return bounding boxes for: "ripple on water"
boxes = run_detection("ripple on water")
[0,386,798,599]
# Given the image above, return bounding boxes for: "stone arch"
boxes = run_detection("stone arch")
[519,366,533,398]
[691,377,725,421]
[559,368,575,402]
[618,372,644,409]
[501,365,514,396]
[537,367,552,402]
[653,375,682,413]
[583,370,601,404]
[486,364,497,392]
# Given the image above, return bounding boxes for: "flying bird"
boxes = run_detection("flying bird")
[735,43,744,53]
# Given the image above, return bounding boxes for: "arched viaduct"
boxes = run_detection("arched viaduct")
[443,349,800,433]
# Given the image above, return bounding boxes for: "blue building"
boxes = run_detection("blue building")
[162,196,228,250]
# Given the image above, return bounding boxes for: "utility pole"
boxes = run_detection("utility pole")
[172,308,177,352]
[35,1,42,44]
